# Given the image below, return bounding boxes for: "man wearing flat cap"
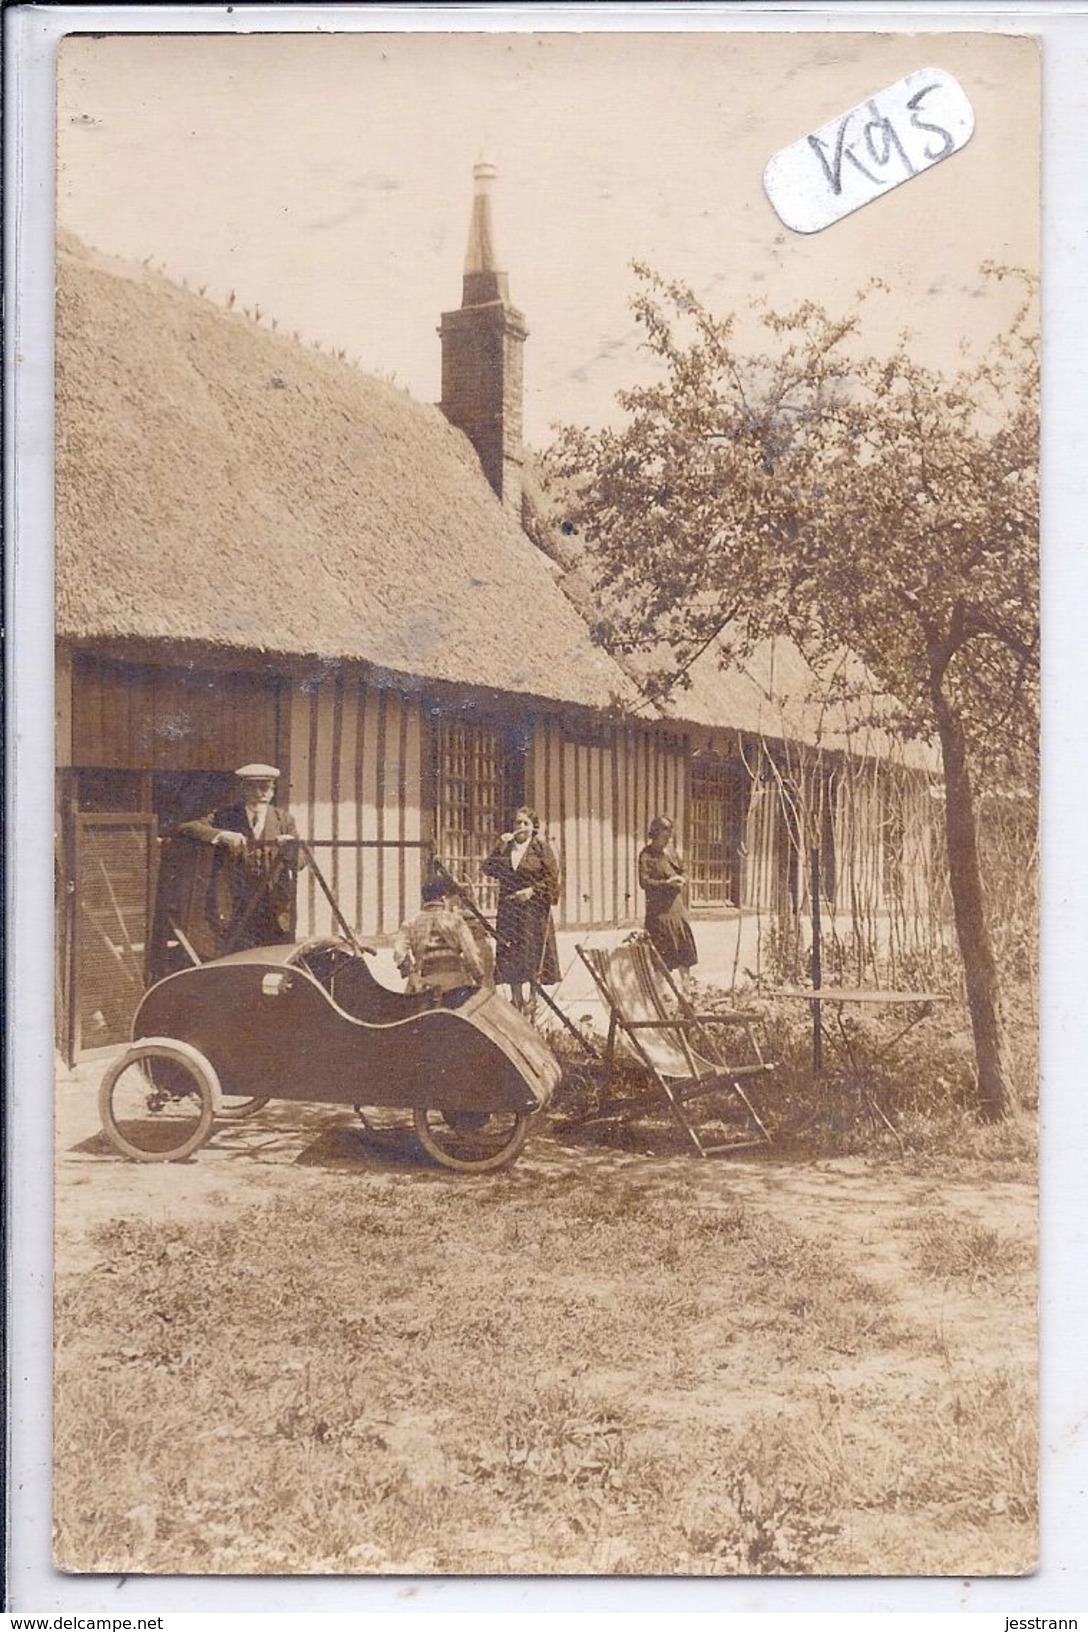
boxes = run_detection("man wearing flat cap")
[176,763,302,952]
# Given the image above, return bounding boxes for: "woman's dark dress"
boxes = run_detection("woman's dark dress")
[483,836,561,986]
[638,843,698,972]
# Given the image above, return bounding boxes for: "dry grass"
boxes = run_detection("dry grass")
[903,1213,1036,1287]
[55,1160,1035,1576]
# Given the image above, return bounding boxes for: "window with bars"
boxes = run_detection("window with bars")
[688,757,752,907]
[432,718,525,915]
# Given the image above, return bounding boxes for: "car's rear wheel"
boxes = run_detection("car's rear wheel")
[99,1039,217,1162]
[412,1105,530,1173]
[214,1094,270,1122]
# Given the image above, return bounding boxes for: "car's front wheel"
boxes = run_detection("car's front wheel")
[99,1039,217,1162]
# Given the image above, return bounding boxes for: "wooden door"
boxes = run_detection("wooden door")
[70,812,158,1057]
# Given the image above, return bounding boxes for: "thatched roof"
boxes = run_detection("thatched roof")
[648,638,938,770]
[55,235,636,713]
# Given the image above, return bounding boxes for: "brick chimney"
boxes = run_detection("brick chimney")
[439,162,527,517]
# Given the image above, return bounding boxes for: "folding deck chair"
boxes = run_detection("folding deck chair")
[576,938,775,1157]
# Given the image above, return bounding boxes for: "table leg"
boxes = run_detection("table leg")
[833,1008,905,1151]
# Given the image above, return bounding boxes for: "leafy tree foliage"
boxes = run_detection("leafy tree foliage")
[549,266,1038,1118]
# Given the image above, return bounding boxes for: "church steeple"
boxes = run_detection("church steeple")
[439,162,527,517]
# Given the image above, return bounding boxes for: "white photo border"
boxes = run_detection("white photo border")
[6,1,1084,1615]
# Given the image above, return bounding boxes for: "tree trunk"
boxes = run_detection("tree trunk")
[930,676,1017,1120]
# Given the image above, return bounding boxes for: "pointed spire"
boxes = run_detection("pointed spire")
[462,160,509,306]
[439,161,527,516]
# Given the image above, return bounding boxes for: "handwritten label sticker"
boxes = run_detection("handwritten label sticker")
[764,67,975,233]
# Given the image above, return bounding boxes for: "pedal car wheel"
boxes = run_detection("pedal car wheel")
[412,1105,530,1173]
[214,1095,270,1122]
[99,1040,217,1163]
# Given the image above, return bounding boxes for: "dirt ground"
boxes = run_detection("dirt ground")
[57,1059,1036,1318]
[54,1057,1038,1576]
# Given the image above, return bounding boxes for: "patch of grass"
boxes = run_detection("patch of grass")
[55,1170,1033,1575]
[733,1214,902,1358]
[897,1368,1038,1525]
[903,1214,1035,1287]
[680,1462,842,1575]
[821,1365,1038,1531]
[896,1108,1038,1179]
[745,1007,980,1157]
[712,1365,1038,1567]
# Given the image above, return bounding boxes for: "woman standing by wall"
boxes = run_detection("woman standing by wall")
[638,814,698,990]
[483,806,561,1013]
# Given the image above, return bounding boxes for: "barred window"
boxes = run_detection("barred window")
[433,718,525,915]
[688,757,751,908]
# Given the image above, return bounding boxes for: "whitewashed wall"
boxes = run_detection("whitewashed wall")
[289,676,425,942]
[529,718,689,929]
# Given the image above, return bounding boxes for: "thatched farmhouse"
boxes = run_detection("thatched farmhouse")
[55,166,939,1058]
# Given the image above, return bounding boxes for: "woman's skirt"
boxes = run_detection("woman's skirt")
[495,897,560,985]
[645,905,698,971]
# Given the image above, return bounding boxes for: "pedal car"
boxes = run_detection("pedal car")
[98,938,561,1173]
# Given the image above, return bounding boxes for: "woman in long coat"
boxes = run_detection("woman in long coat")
[638,814,698,987]
[483,806,561,1010]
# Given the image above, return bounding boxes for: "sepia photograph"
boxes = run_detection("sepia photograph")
[50,23,1039,1579]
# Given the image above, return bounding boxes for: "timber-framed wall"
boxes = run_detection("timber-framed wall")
[55,641,938,1058]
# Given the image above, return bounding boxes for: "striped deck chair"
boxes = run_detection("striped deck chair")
[576,938,775,1156]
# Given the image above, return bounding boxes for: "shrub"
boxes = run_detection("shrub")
[545,978,1036,1167]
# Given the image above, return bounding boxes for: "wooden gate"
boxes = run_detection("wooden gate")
[65,812,158,1061]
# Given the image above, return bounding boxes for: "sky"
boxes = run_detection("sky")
[56,28,1038,448]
